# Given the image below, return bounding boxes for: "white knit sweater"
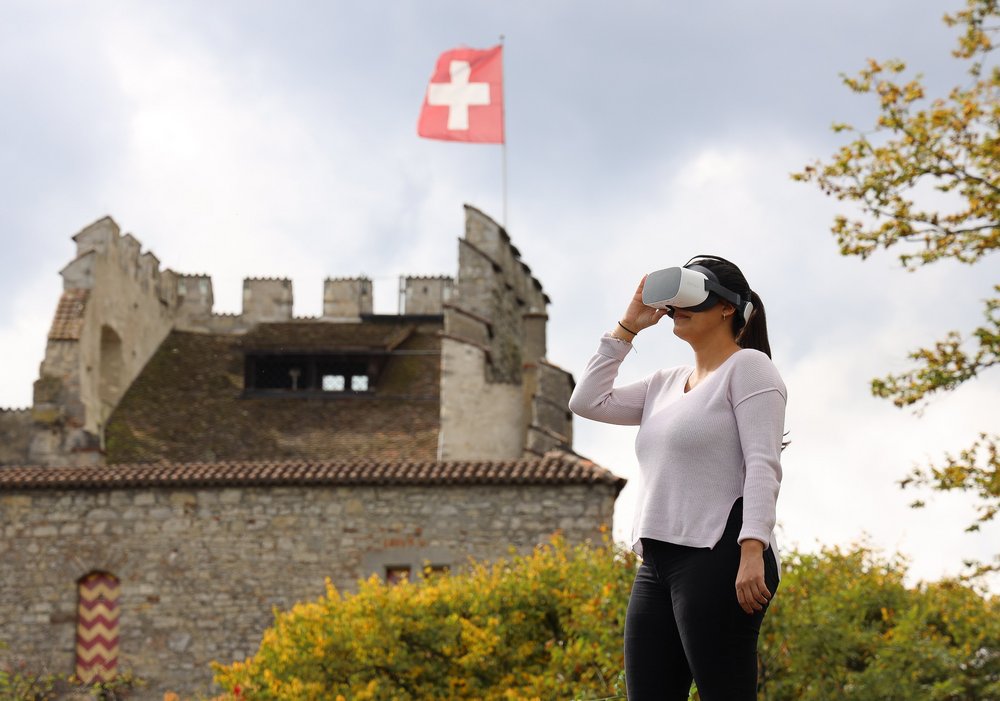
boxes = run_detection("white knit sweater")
[569,335,787,558]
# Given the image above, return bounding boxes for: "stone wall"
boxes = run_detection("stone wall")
[438,337,526,460]
[0,409,31,464]
[29,218,182,466]
[401,275,454,315]
[526,361,575,456]
[0,481,616,700]
[242,278,293,323]
[323,277,373,319]
[437,208,537,460]
[438,206,575,460]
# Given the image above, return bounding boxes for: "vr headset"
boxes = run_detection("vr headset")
[642,255,754,329]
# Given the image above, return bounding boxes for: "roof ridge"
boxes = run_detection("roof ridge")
[0,454,625,492]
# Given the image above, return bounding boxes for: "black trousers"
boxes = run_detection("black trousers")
[624,499,779,700]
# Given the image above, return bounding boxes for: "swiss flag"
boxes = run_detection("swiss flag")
[417,45,504,144]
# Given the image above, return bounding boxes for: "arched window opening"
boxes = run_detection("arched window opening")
[75,572,120,684]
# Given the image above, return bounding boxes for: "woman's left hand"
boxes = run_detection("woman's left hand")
[735,540,771,614]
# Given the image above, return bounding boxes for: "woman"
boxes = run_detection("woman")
[568,255,786,700]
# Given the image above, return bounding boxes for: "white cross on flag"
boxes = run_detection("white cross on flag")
[418,45,503,143]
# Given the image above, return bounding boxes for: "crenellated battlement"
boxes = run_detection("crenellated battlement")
[17,205,565,467]
[175,273,214,319]
[55,212,548,333]
[65,218,178,304]
[0,407,31,465]
[400,275,454,315]
[436,205,567,461]
[242,278,293,323]
[461,205,549,314]
[323,276,372,319]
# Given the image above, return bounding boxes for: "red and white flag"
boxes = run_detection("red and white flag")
[417,45,504,144]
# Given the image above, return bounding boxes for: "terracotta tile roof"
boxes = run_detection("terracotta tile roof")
[48,289,89,340]
[0,451,625,493]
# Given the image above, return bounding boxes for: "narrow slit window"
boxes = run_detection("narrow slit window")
[385,565,411,584]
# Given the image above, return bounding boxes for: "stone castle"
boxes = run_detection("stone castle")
[0,205,623,698]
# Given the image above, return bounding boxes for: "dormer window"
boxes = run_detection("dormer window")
[244,353,377,396]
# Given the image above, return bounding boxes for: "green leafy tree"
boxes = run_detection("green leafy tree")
[760,544,1000,700]
[793,0,1000,553]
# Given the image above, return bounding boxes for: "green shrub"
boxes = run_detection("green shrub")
[760,545,1000,700]
[0,641,58,701]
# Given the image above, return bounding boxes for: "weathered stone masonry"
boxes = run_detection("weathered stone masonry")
[0,458,620,699]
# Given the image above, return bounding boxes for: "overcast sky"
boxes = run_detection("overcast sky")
[2,0,997,587]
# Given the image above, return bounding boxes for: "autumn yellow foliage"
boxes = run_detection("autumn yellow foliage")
[212,534,635,701]
[210,536,1000,701]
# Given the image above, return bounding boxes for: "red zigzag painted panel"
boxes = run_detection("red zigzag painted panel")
[75,573,120,684]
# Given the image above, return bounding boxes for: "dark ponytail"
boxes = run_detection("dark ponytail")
[690,257,774,359]
[736,290,771,358]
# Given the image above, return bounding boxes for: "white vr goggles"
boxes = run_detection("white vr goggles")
[642,256,754,328]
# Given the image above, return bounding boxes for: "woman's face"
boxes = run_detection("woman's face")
[670,301,734,344]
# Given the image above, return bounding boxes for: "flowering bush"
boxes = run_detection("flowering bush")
[212,537,1000,700]
[213,533,634,700]
[759,544,1000,700]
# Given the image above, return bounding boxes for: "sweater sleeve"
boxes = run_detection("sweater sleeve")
[729,351,787,547]
[568,334,648,426]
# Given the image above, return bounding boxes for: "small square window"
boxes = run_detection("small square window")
[425,564,450,578]
[351,375,369,392]
[322,375,345,392]
[385,566,411,584]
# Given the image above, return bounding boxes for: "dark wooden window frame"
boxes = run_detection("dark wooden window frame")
[242,351,387,397]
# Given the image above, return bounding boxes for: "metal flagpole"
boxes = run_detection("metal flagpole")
[500,34,507,230]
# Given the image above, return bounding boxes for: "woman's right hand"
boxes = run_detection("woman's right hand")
[621,275,668,334]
